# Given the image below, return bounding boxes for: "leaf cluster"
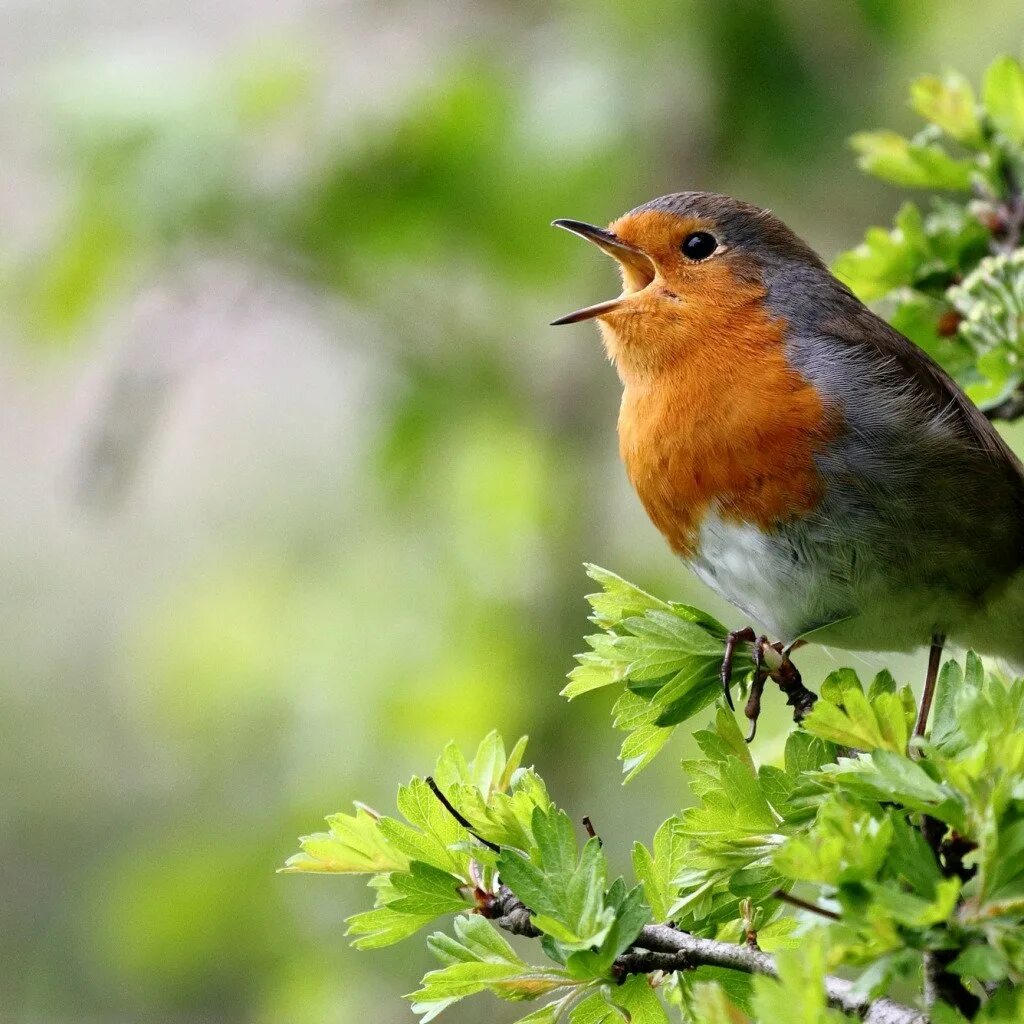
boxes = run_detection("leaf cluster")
[565,565,751,779]
[287,566,1024,1023]
[834,55,1024,407]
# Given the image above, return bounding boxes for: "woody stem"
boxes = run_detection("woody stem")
[481,888,926,1024]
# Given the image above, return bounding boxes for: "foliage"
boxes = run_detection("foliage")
[287,563,1024,1022]
[834,54,1024,409]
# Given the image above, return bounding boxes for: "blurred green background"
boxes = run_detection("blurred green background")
[5,2,1024,1022]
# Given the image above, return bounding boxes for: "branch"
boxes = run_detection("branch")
[424,776,500,852]
[633,926,927,1024]
[482,889,927,1024]
[983,385,1024,423]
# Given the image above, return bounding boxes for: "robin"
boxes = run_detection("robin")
[551,192,1024,741]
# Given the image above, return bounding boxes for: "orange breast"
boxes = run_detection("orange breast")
[616,277,835,558]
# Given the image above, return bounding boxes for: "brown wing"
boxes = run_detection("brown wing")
[825,306,1024,485]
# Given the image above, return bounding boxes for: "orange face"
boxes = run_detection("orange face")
[552,210,764,379]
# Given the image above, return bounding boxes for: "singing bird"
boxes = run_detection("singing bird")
[552,192,1024,738]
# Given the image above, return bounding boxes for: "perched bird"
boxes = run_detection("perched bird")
[551,192,1024,738]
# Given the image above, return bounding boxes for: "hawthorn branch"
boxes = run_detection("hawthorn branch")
[482,889,926,1024]
[983,387,1024,423]
[429,776,925,1021]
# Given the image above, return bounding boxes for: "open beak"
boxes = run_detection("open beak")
[550,219,656,326]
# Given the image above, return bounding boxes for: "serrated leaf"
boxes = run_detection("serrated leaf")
[428,914,521,966]
[582,564,670,628]
[931,659,964,749]
[376,776,471,875]
[784,731,836,777]
[613,690,674,781]
[948,944,1009,981]
[803,685,909,754]
[652,660,723,727]
[409,961,567,1021]
[689,981,752,1023]
[608,974,670,1024]
[983,55,1024,144]
[813,750,965,829]
[752,934,853,1024]
[347,904,438,949]
[851,130,974,190]
[389,860,472,917]
[911,72,983,145]
[569,992,623,1024]
[566,881,649,980]
[281,805,409,874]
[498,808,615,952]
[632,817,686,922]
[774,800,892,885]
[833,210,923,300]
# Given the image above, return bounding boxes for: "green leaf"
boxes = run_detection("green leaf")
[409,961,567,1020]
[281,805,409,874]
[948,944,1009,982]
[613,690,675,781]
[774,800,892,886]
[911,72,983,145]
[389,860,472,917]
[784,731,836,777]
[511,1004,566,1024]
[813,750,965,829]
[651,660,723,727]
[497,807,616,951]
[632,818,687,922]
[851,130,974,190]
[566,880,649,980]
[689,982,752,1023]
[983,55,1024,144]
[803,685,911,753]
[608,974,670,1024]
[569,992,623,1024]
[833,207,924,300]
[567,568,748,773]
[932,659,964,749]
[347,903,439,950]
[752,933,853,1023]
[408,915,572,1020]
[582,564,670,628]
[377,777,471,875]
[819,668,864,704]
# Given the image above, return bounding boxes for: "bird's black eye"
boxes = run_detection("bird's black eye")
[681,231,718,261]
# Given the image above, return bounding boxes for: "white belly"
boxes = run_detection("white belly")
[689,509,961,653]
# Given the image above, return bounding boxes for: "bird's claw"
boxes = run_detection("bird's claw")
[721,630,810,742]
[744,635,770,742]
[720,626,756,711]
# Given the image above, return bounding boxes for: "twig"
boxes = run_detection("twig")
[633,926,927,1024]
[582,816,601,844]
[481,884,540,937]
[485,894,926,1023]
[771,888,841,921]
[424,776,501,852]
[983,385,1024,423]
[921,816,981,1018]
[427,761,924,1021]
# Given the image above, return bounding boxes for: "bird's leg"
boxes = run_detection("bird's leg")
[770,640,817,722]
[743,635,769,742]
[913,633,946,741]
[721,626,757,711]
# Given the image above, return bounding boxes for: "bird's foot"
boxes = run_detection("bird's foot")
[743,635,770,742]
[770,646,817,723]
[720,626,756,711]
[721,631,816,742]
